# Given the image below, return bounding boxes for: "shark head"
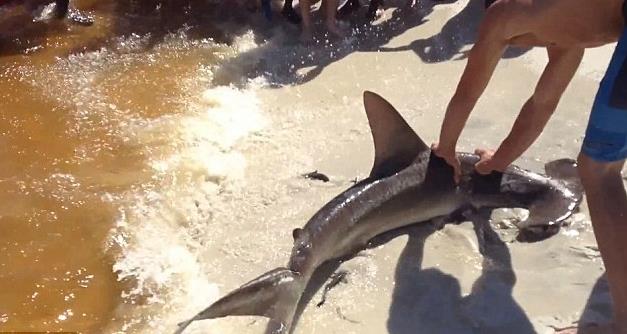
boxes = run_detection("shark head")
[507,159,583,242]
[288,228,315,274]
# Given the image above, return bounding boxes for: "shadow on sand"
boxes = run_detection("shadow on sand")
[386,213,534,334]
[283,210,536,334]
[209,0,532,87]
[2,0,530,86]
[210,0,449,87]
[376,0,530,63]
[571,273,614,333]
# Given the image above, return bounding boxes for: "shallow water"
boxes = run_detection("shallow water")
[0,1,274,332]
[0,0,620,333]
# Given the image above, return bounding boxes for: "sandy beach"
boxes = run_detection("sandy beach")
[0,0,624,333]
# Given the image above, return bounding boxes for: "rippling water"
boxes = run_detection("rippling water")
[0,1,272,332]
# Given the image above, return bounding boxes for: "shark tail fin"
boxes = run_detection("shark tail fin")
[174,268,302,334]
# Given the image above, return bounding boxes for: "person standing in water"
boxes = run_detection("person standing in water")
[433,0,627,332]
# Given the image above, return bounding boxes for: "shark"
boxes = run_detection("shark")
[174,91,583,334]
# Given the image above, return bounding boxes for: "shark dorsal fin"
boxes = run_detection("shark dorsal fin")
[363,91,429,178]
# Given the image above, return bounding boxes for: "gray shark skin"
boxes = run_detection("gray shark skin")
[174,91,582,334]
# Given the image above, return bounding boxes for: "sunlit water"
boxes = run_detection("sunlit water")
[0,1,277,332]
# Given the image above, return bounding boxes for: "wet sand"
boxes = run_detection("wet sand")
[0,0,623,333]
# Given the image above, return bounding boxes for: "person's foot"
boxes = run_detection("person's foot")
[337,0,360,19]
[281,5,301,24]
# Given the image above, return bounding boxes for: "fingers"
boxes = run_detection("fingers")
[474,148,495,158]
[475,160,493,175]
[474,148,496,175]
[432,142,461,184]
[453,164,461,184]
[449,156,461,184]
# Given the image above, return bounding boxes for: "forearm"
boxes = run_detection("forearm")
[491,97,556,170]
[437,19,508,151]
[490,47,583,170]
[438,93,479,149]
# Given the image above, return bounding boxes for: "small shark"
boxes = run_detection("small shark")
[174,91,582,334]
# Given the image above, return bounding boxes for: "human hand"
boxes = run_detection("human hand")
[432,142,461,183]
[474,148,505,175]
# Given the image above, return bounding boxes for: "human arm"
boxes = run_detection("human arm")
[475,46,585,174]
[434,5,510,180]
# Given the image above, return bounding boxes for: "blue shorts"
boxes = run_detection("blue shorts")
[582,26,627,162]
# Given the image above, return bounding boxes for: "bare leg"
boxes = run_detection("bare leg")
[578,153,627,334]
[299,0,314,42]
[323,0,345,37]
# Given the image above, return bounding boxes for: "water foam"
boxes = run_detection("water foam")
[22,28,269,333]
[108,82,268,333]
[103,81,266,333]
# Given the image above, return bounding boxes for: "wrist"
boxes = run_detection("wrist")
[489,151,513,172]
[437,137,457,152]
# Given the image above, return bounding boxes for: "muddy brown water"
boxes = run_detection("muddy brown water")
[0,1,257,332]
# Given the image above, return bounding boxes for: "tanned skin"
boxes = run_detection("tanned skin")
[432,0,626,333]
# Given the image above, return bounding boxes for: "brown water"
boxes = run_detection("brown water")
[0,1,263,332]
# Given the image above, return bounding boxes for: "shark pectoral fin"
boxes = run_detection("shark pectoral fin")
[545,158,584,195]
[362,91,429,178]
[174,268,302,334]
